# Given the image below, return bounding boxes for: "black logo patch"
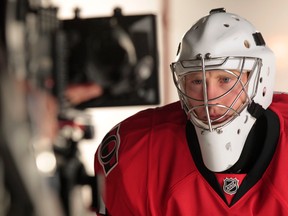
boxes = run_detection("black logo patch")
[223,177,239,195]
[98,124,121,176]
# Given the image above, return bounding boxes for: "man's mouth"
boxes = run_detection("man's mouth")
[201,114,232,124]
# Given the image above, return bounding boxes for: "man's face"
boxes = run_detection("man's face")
[184,69,248,124]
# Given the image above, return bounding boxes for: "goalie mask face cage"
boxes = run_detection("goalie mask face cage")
[171,55,262,132]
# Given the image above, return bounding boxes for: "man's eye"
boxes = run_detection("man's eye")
[191,79,203,85]
[220,77,231,83]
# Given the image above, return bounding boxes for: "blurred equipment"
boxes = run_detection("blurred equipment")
[53,110,98,216]
[61,8,160,109]
[0,0,64,215]
[1,0,159,215]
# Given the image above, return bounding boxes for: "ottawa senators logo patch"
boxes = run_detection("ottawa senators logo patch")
[98,124,121,176]
[223,177,239,195]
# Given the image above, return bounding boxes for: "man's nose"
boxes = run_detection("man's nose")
[206,82,219,100]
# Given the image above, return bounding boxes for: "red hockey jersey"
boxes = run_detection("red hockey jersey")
[94,93,288,215]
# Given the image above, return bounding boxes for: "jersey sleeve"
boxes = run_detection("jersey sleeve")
[94,108,155,215]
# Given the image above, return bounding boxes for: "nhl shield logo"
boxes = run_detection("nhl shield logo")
[223,177,239,195]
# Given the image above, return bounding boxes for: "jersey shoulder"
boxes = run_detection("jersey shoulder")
[95,101,187,176]
[270,92,288,131]
[270,93,288,115]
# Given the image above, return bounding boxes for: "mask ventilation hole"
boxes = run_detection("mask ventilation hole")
[224,24,229,27]
[262,87,267,97]
[244,115,248,124]
[244,40,250,48]
[259,77,263,83]
[237,129,241,134]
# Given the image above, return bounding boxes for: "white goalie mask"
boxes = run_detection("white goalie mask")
[170,8,275,172]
